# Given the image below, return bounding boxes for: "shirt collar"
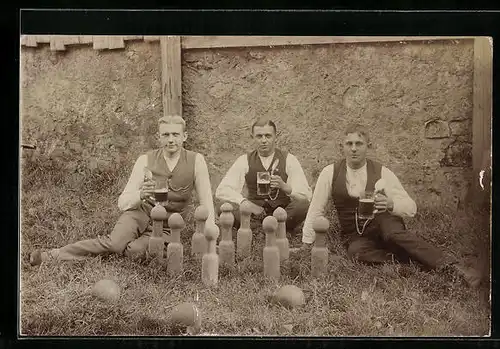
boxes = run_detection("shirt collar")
[258,151,275,161]
[346,162,367,174]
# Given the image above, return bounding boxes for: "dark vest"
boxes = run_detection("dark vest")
[140,148,197,215]
[245,149,290,207]
[331,159,382,235]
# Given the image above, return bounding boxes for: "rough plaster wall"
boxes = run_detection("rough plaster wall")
[21,40,474,211]
[183,41,474,209]
[21,42,162,190]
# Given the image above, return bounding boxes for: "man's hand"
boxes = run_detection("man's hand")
[374,192,394,212]
[140,180,156,200]
[270,175,292,195]
[243,199,265,216]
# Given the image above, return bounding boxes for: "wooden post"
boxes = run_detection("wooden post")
[160,36,182,117]
[468,37,492,207]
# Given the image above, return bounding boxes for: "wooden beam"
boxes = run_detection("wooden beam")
[93,36,109,50]
[181,35,476,49]
[21,35,38,47]
[161,36,182,117]
[35,36,51,43]
[50,36,67,51]
[468,37,492,206]
[123,35,143,40]
[144,36,160,42]
[108,36,125,49]
[78,35,94,44]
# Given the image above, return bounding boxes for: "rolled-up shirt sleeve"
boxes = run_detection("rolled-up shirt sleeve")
[381,166,417,218]
[215,155,248,206]
[194,153,216,226]
[118,154,147,212]
[285,154,313,202]
[301,164,334,244]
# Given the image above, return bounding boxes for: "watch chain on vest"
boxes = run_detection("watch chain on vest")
[331,158,382,237]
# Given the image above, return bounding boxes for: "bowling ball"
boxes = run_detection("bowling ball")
[273,285,305,309]
[92,279,121,303]
[169,302,202,335]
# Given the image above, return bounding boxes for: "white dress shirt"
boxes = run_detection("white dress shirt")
[302,162,417,244]
[215,152,312,205]
[118,150,216,226]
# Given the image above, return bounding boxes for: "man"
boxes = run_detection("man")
[301,123,481,287]
[30,115,215,265]
[215,119,312,233]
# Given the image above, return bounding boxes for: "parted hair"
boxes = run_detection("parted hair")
[251,118,277,134]
[159,115,186,131]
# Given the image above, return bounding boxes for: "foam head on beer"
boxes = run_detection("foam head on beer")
[257,171,271,196]
[358,191,375,219]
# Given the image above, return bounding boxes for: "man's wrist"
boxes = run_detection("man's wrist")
[282,183,292,195]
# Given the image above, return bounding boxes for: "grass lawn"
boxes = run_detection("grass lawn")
[19,155,491,337]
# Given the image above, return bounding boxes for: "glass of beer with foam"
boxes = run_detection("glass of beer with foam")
[358,191,375,220]
[257,171,271,196]
[153,179,169,206]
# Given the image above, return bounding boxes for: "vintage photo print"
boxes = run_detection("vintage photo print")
[19,33,492,337]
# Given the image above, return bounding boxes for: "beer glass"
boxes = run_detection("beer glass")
[153,179,169,205]
[358,191,375,220]
[257,171,271,196]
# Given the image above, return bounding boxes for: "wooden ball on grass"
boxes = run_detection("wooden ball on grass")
[169,302,202,335]
[92,279,121,303]
[273,285,305,309]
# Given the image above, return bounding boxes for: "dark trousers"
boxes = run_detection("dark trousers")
[216,197,309,233]
[344,212,446,270]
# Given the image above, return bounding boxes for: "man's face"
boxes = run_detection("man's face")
[159,123,187,155]
[342,132,369,169]
[252,124,276,157]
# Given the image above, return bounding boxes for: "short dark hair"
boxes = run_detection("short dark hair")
[251,119,277,134]
[344,123,370,144]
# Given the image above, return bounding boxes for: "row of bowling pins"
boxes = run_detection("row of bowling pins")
[148,200,331,286]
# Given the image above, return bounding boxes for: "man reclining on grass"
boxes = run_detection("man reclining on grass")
[30,115,216,265]
[215,118,312,235]
[299,123,482,288]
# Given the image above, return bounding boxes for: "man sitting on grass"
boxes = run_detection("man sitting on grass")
[30,115,216,265]
[299,123,481,288]
[215,119,312,235]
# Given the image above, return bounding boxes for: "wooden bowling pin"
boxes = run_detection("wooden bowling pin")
[192,205,208,259]
[273,207,289,261]
[219,203,235,267]
[311,216,329,278]
[149,204,168,260]
[202,224,219,286]
[167,213,185,276]
[237,200,253,259]
[263,216,280,280]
